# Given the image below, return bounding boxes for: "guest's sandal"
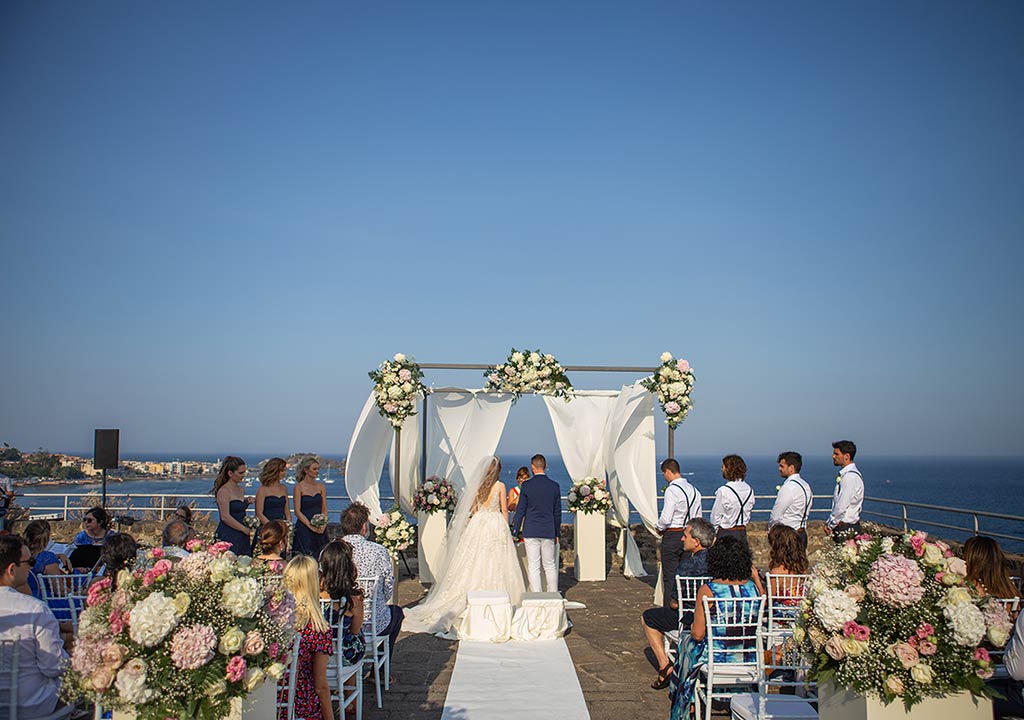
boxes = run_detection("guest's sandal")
[650,663,673,689]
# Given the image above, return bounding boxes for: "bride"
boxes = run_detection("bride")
[404,455,525,636]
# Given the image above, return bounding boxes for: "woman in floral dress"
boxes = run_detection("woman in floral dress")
[284,555,335,720]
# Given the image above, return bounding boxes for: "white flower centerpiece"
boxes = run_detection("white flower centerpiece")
[373,507,415,561]
[797,531,1010,711]
[566,477,611,514]
[484,348,573,403]
[413,476,457,515]
[640,352,695,428]
[62,541,296,720]
[369,353,427,428]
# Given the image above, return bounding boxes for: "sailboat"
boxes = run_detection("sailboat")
[324,464,335,484]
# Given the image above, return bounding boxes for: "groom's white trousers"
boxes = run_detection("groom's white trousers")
[524,537,558,593]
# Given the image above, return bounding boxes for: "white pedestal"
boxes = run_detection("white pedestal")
[113,675,277,720]
[458,590,512,642]
[511,591,568,641]
[416,510,447,584]
[574,510,606,581]
[818,680,992,720]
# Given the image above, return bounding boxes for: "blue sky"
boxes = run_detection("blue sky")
[2,1,1022,458]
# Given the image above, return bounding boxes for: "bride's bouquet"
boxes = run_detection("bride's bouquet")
[374,508,415,561]
[567,477,611,514]
[413,476,457,515]
[640,351,695,429]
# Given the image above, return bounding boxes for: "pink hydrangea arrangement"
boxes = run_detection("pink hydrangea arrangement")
[413,476,458,514]
[798,532,1010,710]
[62,539,295,720]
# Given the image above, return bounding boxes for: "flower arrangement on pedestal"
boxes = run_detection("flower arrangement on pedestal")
[640,352,695,428]
[413,476,457,514]
[797,532,1011,710]
[373,507,415,560]
[567,477,611,514]
[62,541,296,720]
[484,348,573,402]
[369,353,427,428]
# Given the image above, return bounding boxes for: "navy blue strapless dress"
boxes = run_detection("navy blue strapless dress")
[216,499,251,556]
[293,494,328,557]
[262,494,288,522]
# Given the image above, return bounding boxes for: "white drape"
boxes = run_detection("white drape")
[425,389,513,495]
[605,384,657,577]
[388,412,420,515]
[343,392,393,519]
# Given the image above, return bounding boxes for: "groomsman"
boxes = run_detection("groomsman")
[825,440,864,542]
[710,454,755,546]
[655,458,702,608]
[770,451,812,549]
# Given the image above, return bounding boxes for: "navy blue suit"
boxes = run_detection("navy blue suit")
[511,473,561,539]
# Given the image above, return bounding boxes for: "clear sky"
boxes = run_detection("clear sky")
[2,1,1022,459]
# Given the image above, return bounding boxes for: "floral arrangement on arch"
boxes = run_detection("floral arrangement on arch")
[640,352,695,429]
[62,540,296,720]
[374,507,415,560]
[484,348,573,402]
[413,476,457,515]
[796,531,1011,709]
[567,477,611,515]
[369,353,427,428]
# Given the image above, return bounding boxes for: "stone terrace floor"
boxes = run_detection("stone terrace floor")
[362,569,671,720]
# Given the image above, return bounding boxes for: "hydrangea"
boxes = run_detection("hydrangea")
[169,625,217,670]
[128,592,180,647]
[944,601,986,646]
[222,577,263,618]
[867,554,925,607]
[813,589,860,632]
[178,550,214,580]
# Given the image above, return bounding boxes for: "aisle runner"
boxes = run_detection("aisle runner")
[441,639,590,720]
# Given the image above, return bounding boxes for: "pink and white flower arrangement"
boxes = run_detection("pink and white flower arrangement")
[798,532,1010,709]
[640,352,695,428]
[413,476,457,514]
[373,506,415,561]
[62,539,295,720]
[369,353,427,428]
[484,348,573,402]
[566,477,611,514]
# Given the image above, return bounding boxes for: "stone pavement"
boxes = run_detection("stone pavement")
[360,569,671,720]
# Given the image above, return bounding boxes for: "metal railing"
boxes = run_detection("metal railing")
[17,491,1024,548]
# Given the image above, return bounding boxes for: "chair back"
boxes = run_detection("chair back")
[275,634,302,720]
[997,596,1020,615]
[676,575,710,613]
[766,573,810,636]
[356,576,379,637]
[0,639,18,720]
[702,594,765,679]
[37,573,92,630]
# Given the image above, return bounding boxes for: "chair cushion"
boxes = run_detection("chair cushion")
[701,664,759,682]
[730,693,818,720]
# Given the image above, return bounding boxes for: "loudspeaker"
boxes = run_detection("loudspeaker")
[94,429,120,470]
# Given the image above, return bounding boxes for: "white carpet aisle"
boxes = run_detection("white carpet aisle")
[441,639,590,720]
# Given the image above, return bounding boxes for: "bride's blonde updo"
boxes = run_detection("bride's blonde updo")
[475,456,503,507]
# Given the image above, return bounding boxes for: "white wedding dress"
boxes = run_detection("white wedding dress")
[404,486,526,636]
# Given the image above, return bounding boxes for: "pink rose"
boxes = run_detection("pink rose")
[892,642,919,668]
[102,643,129,669]
[916,623,934,638]
[86,577,113,607]
[825,636,846,660]
[909,532,927,557]
[185,538,204,551]
[243,631,265,656]
[208,541,233,555]
[676,359,690,372]
[918,640,937,656]
[91,666,115,691]
[844,584,866,602]
[977,667,994,680]
[974,647,991,662]
[226,656,247,683]
[150,547,165,559]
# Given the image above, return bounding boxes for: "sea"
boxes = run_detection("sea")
[18,453,1024,552]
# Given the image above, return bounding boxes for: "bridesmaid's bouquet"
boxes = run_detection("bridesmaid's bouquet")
[413,476,457,514]
[310,514,328,531]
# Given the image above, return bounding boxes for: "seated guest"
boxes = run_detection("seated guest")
[162,519,195,558]
[284,555,336,720]
[255,520,289,573]
[172,504,194,526]
[642,517,715,690]
[668,534,762,717]
[319,539,367,666]
[0,535,68,719]
[97,533,138,586]
[24,520,71,600]
[766,524,809,596]
[964,535,1019,599]
[993,607,1024,718]
[72,506,114,547]
[341,503,404,657]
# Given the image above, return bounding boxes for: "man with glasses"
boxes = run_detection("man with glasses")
[0,535,68,718]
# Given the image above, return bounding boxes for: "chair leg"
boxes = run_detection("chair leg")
[383,642,391,691]
[373,643,383,709]
[356,670,363,720]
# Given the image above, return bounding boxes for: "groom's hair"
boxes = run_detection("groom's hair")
[341,503,371,536]
[530,454,546,470]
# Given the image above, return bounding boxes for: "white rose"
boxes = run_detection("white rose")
[388,385,402,399]
[944,602,986,646]
[129,592,180,647]
[529,352,541,364]
[921,544,945,567]
[660,352,673,363]
[218,627,246,655]
[989,627,1010,647]
[393,353,406,362]
[209,556,234,583]
[942,586,973,608]
[511,352,523,363]
[910,663,934,684]
[243,667,266,692]
[266,663,286,680]
[842,637,869,656]
[945,556,968,576]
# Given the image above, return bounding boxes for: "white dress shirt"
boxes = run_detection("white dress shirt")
[770,474,812,530]
[0,586,67,719]
[1004,608,1024,681]
[657,478,702,530]
[828,462,864,528]
[343,533,394,635]
[711,480,755,529]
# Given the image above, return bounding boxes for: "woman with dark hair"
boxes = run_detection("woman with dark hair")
[767,524,809,579]
[98,533,139,588]
[172,504,193,525]
[212,456,252,556]
[668,534,762,719]
[256,457,291,525]
[72,506,114,547]
[318,540,366,666]
[964,536,1019,599]
[293,456,328,558]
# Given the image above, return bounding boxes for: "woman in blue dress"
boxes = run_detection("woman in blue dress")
[213,456,252,556]
[292,456,328,557]
[669,534,764,720]
[256,457,292,525]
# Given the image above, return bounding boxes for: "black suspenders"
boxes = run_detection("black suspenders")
[726,484,753,525]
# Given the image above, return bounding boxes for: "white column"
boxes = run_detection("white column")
[416,510,447,584]
[573,510,606,581]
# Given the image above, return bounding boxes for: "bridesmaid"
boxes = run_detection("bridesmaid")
[292,456,328,557]
[213,456,252,556]
[256,457,291,525]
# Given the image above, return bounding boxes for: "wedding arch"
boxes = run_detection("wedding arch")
[344,353,694,578]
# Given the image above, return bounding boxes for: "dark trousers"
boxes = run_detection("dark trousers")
[380,604,404,654]
[832,522,863,543]
[796,528,808,551]
[716,526,748,548]
[660,530,688,607]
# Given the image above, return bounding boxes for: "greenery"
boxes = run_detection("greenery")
[0,444,86,480]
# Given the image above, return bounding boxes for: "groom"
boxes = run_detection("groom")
[511,454,561,594]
